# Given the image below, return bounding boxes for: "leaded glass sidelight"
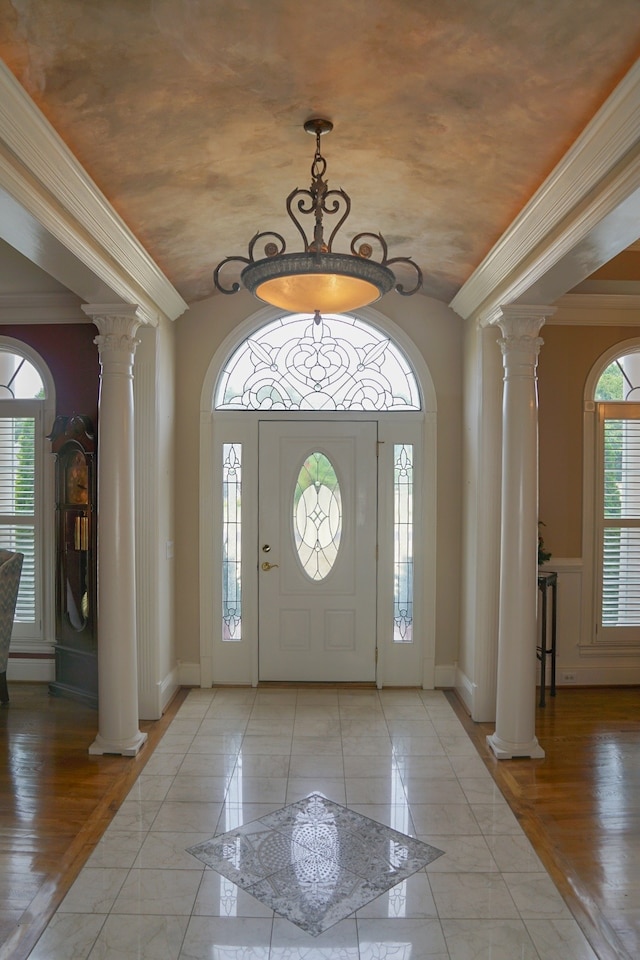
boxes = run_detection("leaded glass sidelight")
[222,443,242,641]
[294,452,342,580]
[393,444,413,643]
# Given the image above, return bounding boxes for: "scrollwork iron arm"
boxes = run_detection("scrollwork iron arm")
[385,257,423,296]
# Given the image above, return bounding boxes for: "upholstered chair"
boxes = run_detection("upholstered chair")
[0,550,24,704]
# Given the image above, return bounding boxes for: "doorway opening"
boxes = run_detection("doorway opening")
[200,308,436,688]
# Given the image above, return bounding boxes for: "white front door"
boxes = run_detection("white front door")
[258,420,377,682]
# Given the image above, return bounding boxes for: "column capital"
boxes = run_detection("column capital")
[82,303,144,335]
[497,305,556,375]
[83,304,143,362]
[496,304,556,340]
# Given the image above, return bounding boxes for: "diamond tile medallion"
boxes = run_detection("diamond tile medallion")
[187,792,444,936]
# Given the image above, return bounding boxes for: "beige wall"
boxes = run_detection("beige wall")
[174,293,251,670]
[383,295,464,673]
[173,292,464,677]
[538,323,640,559]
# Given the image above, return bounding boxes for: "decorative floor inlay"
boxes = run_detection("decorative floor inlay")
[187,792,444,936]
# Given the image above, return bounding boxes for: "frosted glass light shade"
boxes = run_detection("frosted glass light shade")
[256,273,379,314]
[242,252,395,314]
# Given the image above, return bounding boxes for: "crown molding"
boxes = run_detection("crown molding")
[0,61,187,324]
[550,292,640,325]
[0,292,87,324]
[451,59,640,326]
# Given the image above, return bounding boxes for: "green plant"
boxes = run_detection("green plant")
[538,521,551,565]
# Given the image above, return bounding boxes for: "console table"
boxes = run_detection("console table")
[537,571,557,707]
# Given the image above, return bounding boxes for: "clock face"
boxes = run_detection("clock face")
[66,450,89,504]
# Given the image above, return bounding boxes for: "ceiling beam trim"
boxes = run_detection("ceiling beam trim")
[0,292,86,324]
[451,59,640,326]
[0,60,187,324]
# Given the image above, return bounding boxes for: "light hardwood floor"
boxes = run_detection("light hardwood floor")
[1,684,639,960]
[450,687,640,960]
[0,684,186,960]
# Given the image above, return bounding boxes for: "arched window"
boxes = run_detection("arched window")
[215,312,421,411]
[595,352,640,401]
[590,347,640,643]
[0,342,54,650]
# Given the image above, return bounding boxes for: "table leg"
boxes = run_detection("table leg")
[539,581,547,708]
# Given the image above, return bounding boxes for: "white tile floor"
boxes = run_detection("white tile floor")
[29,687,599,959]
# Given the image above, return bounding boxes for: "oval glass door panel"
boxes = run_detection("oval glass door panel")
[293,452,342,580]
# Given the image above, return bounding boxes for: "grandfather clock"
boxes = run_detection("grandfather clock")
[48,415,97,706]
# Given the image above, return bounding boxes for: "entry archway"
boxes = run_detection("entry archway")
[199,306,437,688]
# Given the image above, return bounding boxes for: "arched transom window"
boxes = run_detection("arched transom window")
[215,313,421,411]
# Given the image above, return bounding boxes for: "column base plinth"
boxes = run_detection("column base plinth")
[486,732,545,760]
[88,730,148,757]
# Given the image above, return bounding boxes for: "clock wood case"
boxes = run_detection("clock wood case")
[48,414,97,707]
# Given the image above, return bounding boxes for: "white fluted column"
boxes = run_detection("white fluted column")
[83,305,147,756]
[487,305,555,760]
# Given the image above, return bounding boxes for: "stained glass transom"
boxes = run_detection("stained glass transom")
[215,313,420,411]
[222,443,242,641]
[294,452,341,581]
[393,444,413,643]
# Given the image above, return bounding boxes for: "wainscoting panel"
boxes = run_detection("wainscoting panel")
[542,558,640,686]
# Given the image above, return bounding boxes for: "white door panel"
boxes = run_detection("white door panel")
[258,420,377,681]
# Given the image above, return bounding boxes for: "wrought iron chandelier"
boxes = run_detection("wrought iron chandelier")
[213,118,423,319]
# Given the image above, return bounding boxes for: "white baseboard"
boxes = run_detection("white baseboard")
[177,660,201,687]
[138,666,182,721]
[554,664,640,686]
[7,658,55,683]
[434,663,456,688]
[453,665,475,712]
[159,666,180,713]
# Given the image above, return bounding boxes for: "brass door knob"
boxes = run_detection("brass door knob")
[261,561,279,571]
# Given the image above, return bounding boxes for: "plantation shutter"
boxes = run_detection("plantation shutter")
[597,403,640,641]
[0,402,41,635]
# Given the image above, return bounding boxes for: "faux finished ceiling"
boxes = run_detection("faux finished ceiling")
[0,0,639,306]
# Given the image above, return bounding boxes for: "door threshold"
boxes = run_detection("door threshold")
[256,681,378,688]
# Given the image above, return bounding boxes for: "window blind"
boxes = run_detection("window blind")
[601,418,640,628]
[0,416,36,623]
